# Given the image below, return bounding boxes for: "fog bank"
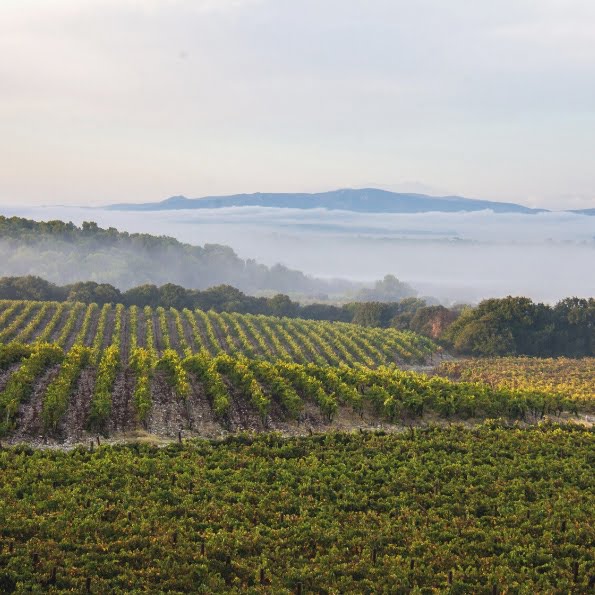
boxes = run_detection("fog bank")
[1,205,593,303]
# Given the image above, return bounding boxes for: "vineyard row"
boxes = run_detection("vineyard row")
[0,342,583,439]
[0,299,437,367]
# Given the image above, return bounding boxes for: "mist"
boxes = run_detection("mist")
[1,205,593,303]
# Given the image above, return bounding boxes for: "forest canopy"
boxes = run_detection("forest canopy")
[0,216,414,300]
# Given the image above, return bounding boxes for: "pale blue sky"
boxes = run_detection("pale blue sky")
[1,0,594,208]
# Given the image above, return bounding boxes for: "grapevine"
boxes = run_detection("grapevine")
[42,345,92,432]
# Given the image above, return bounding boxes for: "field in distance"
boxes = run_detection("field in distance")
[0,299,435,366]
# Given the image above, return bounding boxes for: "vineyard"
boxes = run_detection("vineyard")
[0,425,593,592]
[0,299,592,444]
[437,357,595,414]
[0,341,588,445]
[0,299,435,365]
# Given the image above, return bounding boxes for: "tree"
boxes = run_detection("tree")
[158,283,190,309]
[268,294,299,318]
[66,282,121,305]
[356,274,416,302]
[123,284,160,307]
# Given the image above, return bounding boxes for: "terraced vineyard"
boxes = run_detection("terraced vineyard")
[0,344,587,446]
[0,300,435,366]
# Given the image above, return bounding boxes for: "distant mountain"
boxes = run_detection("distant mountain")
[569,208,595,216]
[105,188,548,214]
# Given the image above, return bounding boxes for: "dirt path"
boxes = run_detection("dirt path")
[3,304,41,343]
[147,313,158,352]
[82,305,100,347]
[137,309,146,348]
[146,371,186,438]
[178,312,197,354]
[185,312,211,353]
[233,316,268,358]
[246,318,279,360]
[101,307,116,350]
[182,377,222,437]
[225,381,266,432]
[205,312,229,352]
[120,307,130,362]
[106,368,137,435]
[166,311,183,355]
[48,307,72,343]
[64,307,86,351]
[29,304,58,342]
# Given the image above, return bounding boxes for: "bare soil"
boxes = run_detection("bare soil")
[64,307,86,351]
[186,312,212,352]
[153,311,164,353]
[136,308,146,348]
[146,371,186,438]
[28,305,58,342]
[166,311,182,355]
[179,313,197,353]
[225,382,266,433]
[83,305,101,347]
[48,307,72,343]
[101,307,116,350]
[56,367,96,444]
[106,369,137,435]
[120,307,130,362]
[182,377,221,438]
[205,313,228,351]
[5,304,41,342]
[0,363,21,392]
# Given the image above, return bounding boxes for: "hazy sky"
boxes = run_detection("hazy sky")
[1,0,595,208]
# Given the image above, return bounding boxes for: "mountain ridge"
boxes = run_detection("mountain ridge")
[105,188,548,214]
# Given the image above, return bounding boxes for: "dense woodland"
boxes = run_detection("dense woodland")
[0,216,414,300]
[444,296,595,358]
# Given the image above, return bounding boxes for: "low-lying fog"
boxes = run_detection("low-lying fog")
[2,205,594,304]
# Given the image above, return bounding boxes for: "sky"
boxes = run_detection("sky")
[1,0,595,209]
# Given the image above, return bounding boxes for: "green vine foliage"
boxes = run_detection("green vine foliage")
[0,343,63,435]
[0,425,592,592]
[42,345,92,432]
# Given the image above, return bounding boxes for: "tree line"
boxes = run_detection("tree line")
[0,275,430,325]
[0,216,413,299]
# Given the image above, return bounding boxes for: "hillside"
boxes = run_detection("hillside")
[0,300,434,366]
[0,298,435,444]
[107,188,547,214]
[0,216,370,296]
[0,299,591,447]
